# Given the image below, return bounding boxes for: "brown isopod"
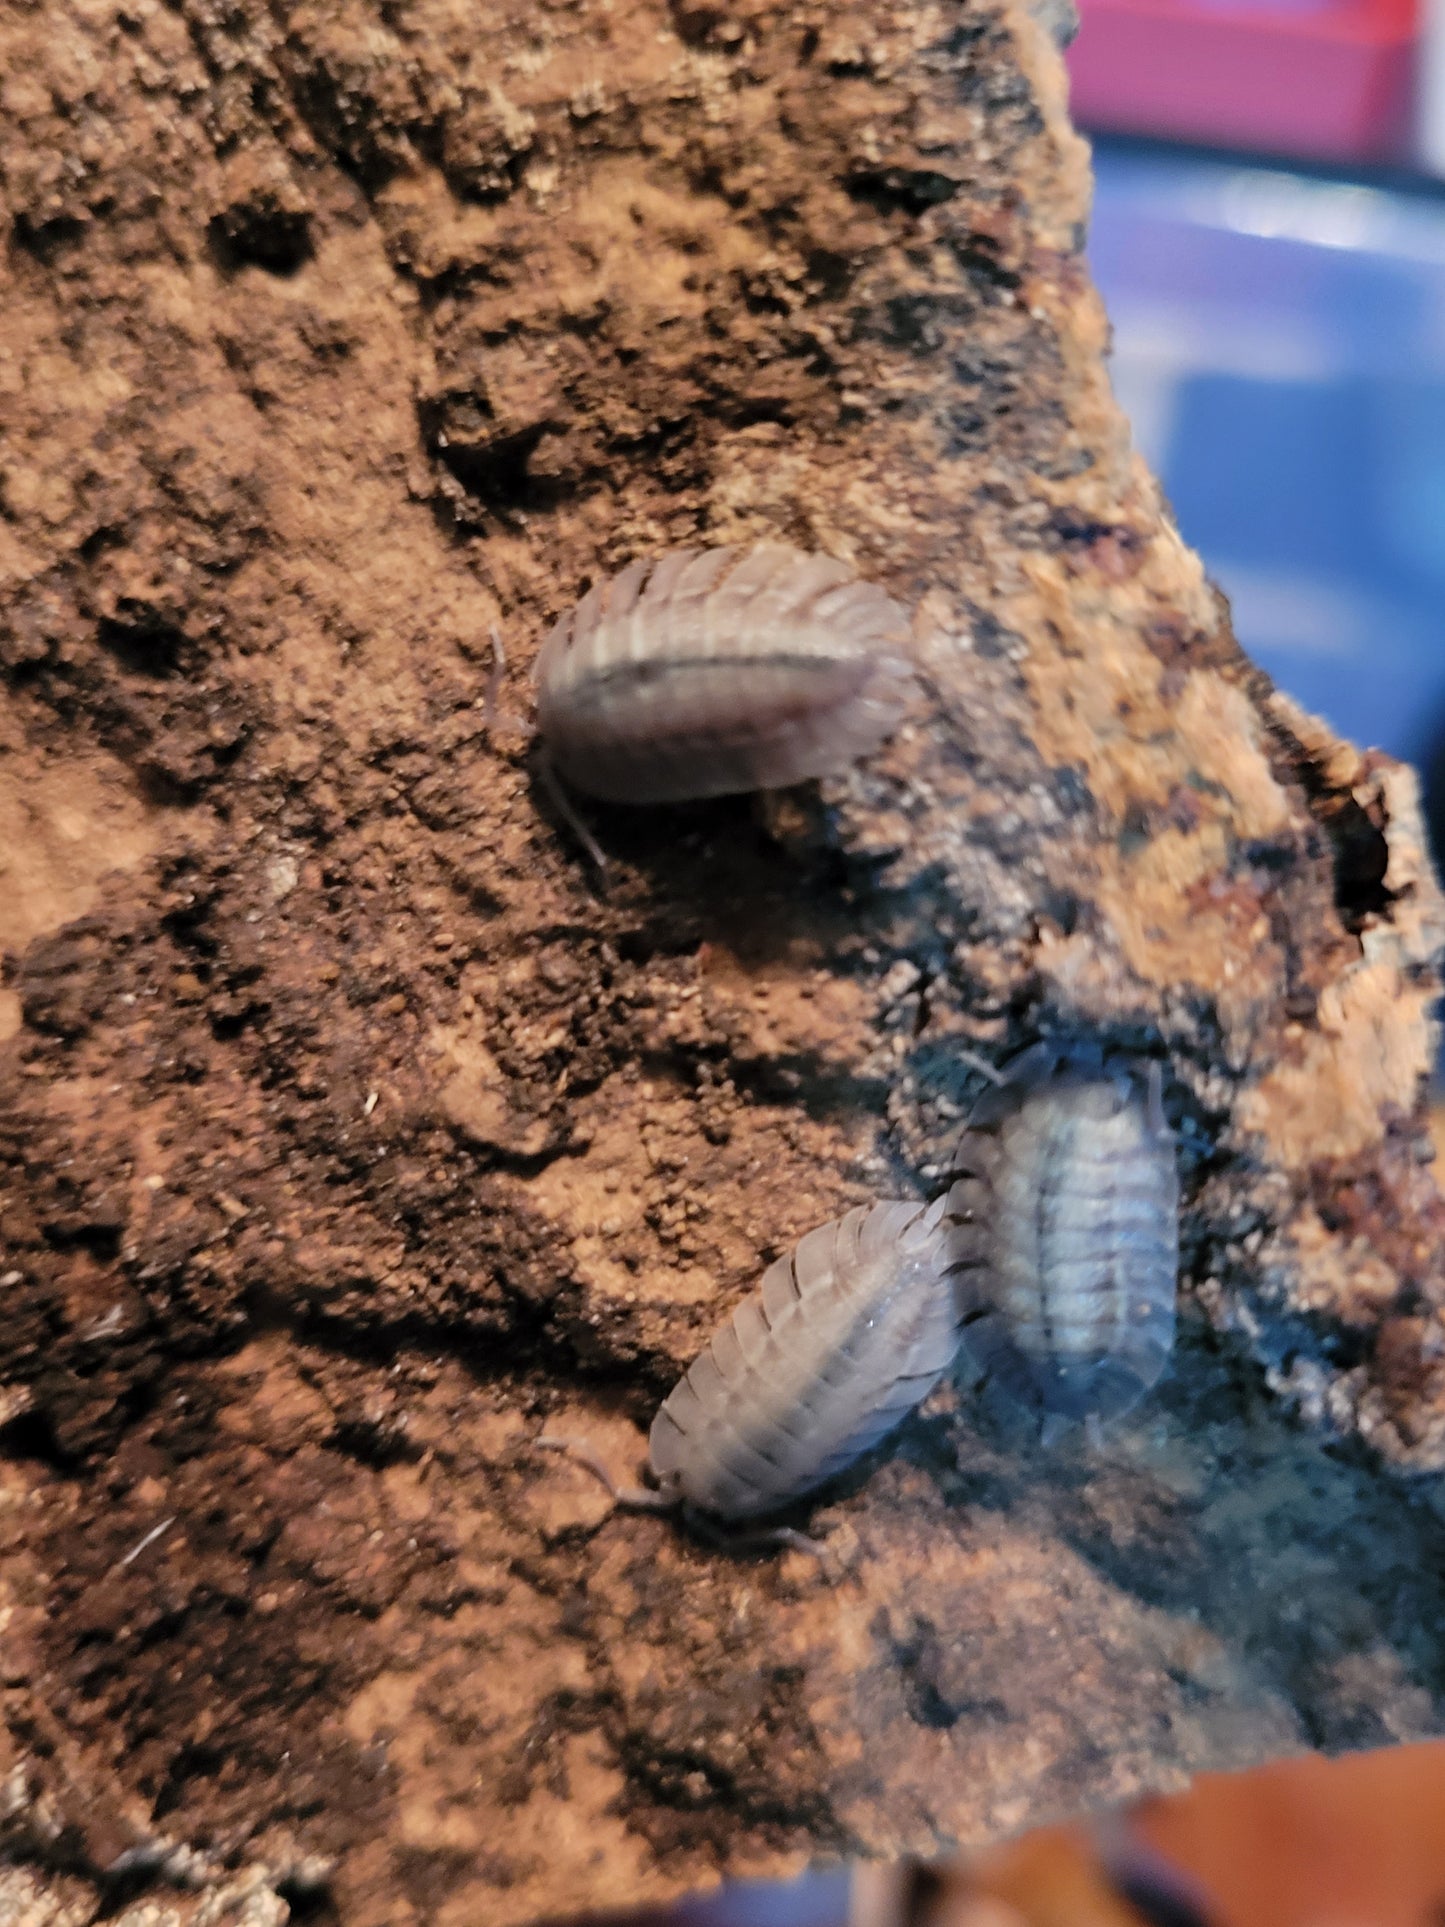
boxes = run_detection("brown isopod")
[539,1194,963,1544]
[945,1044,1179,1426]
[531,542,916,805]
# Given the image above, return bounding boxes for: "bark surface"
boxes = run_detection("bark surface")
[3,1,1445,1923]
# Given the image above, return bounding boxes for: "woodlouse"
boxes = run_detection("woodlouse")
[542,1195,962,1531]
[945,1047,1179,1424]
[532,542,915,804]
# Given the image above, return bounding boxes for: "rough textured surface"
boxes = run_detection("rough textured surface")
[2,0,1445,1922]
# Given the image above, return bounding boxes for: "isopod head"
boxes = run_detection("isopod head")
[533,542,915,804]
[947,1048,1179,1423]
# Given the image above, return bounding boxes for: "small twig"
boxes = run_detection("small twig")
[118,1515,175,1568]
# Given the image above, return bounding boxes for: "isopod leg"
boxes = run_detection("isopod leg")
[533,1434,670,1512]
[1145,1057,1168,1138]
[954,1045,1007,1089]
[763,1524,831,1558]
[1039,1411,1073,1450]
[536,750,611,882]
[681,1504,829,1560]
[1083,1412,1108,1451]
[483,626,536,738]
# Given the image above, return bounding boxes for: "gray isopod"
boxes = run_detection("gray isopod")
[542,1195,962,1529]
[945,1047,1179,1424]
[532,542,915,804]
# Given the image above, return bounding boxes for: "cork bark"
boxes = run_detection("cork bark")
[3,2,1445,1923]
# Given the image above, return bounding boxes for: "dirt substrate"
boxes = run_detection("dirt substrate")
[3,2,1445,1923]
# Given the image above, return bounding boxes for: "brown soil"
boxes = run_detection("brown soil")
[3,1,1445,1922]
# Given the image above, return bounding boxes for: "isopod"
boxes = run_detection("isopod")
[532,543,915,804]
[541,1194,962,1531]
[945,1047,1178,1423]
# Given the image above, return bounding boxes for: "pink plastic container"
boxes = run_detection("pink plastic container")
[1067,0,1417,164]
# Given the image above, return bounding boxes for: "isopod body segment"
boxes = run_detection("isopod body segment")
[532,543,915,804]
[647,1195,962,1521]
[945,1051,1179,1422]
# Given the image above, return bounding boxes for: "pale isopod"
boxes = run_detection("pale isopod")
[532,543,915,804]
[945,1047,1178,1423]
[541,1194,962,1531]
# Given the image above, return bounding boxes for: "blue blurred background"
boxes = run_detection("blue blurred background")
[1088,141,1445,820]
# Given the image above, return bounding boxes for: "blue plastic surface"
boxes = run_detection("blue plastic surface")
[1088,143,1445,773]
[668,1869,850,1927]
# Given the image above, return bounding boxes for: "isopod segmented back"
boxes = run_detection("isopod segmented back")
[648,1195,961,1520]
[946,1052,1178,1422]
[533,543,915,804]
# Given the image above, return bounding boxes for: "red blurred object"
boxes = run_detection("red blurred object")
[1066,0,1418,164]
[1133,1742,1445,1927]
